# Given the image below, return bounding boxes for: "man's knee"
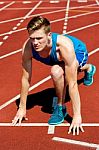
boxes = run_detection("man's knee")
[51,65,64,79]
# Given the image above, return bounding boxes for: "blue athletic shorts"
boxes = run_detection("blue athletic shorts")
[75,43,88,68]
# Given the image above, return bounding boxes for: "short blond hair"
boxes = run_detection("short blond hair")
[27,16,50,33]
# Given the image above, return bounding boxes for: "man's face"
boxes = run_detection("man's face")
[29,27,50,52]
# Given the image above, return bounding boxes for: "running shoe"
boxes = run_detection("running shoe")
[83,65,96,86]
[48,105,64,125]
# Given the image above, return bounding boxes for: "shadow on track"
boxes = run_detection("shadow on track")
[15,77,84,124]
[16,87,70,113]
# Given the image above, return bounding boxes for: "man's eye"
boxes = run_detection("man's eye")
[37,37,42,40]
[30,37,42,40]
[30,38,34,40]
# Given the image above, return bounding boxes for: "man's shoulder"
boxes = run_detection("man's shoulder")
[23,38,31,51]
[57,34,72,46]
[22,39,32,59]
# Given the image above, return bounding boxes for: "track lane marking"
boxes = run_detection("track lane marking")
[23,1,32,4]
[50,0,60,3]
[67,22,99,34]
[0,1,99,148]
[3,36,9,40]
[96,0,99,5]
[0,49,22,59]
[52,137,99,149]
[0,123,99,136]
[0,42,3,46]
[0,2,4,4]
[0,11,99,37]
[0,76,51,110]
[0,1,42,51]
[0,123,99,127]
[0,3,97,24]
[0,1,15,11]
[69,9,90,12]
[88,48,99,56]
[48,125,55,134]
[63,0,70,34]
[0,22,99,60]
[23,1,42,19]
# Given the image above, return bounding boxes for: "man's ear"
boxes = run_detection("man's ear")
[48,32,51,37]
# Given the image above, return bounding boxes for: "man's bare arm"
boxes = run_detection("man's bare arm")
[12,40,32,126]
[58,35,84,135]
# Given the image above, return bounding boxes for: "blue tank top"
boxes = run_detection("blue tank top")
[32,32,87,66]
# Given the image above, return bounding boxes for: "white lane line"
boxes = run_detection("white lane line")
[0,17,24,24]
[23,1,32,4]
[96,0,99,5]
[50,0,60,3]
[52,137,99,149]
[0,27,26,37]
[0,48,98,110]
[0,1,42,45]
[67,22,99,34]
[0,3,97,24]
[3,1,96,47]
[0,8,66,24]
[12,27,17,30]
[0,75,51,110]
[63,0,70,34]
[20,19,24,23]
[23,1,42,19]
[0,1,15,11]
[69,10,99,19]
[1,123,99,135]
[0,41,3,46]
[16,23,21,26]
[0,2,4,4]
[78,0,87,2]
[0,49,22,59]
[0,6,98,36]
[9,31,13,34]
[0,12,99,38]
[48,125,55,134]
[3,36,9,40]
[0,22,99,60]
[29,3,97,19]
[88,48,99,56]
[0,14,98,40]
[5,7,65,10]
[0,123,99,127]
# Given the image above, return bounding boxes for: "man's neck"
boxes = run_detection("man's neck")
[38,46,51,58]
[38,38,52,58]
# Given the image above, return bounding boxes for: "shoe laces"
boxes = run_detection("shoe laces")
[52,105,63,117]
[85,71,92,80]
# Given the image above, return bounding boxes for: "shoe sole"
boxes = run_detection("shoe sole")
[48,113,68,125]
[84,66,96,86]
[48,118,64,125]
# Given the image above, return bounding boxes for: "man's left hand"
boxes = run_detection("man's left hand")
[68,114,84,135]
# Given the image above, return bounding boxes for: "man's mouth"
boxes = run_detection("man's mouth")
[34,45,39,49]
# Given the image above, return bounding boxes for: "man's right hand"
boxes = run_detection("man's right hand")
[12,107,28,126]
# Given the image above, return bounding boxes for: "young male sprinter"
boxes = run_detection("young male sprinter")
[12,16,96,135]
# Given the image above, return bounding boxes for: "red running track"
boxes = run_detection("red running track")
[0,1,99,150]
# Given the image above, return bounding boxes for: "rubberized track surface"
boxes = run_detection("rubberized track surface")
[0,0,99,150]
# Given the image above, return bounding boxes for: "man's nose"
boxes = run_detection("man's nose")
[33,38,38,44]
